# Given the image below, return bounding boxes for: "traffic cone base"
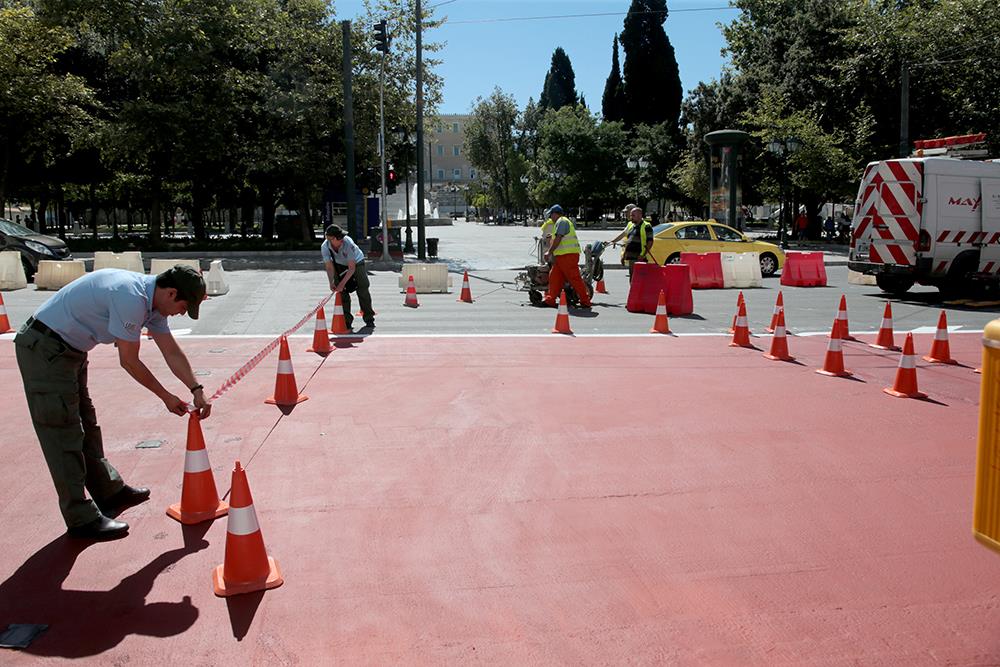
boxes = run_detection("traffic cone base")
[883,385,926,399]
[266,336,308,405]
[213,556,283,597]
[817,319,852,377]
[329,293,349,334]
[870,302,899,351]
[165,413,229,525]
[167,499,229,525]
[265,393,308,406]
[816,367,853,377]
[923,355,958,365]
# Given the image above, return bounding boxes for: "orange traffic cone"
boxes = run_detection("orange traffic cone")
[884,333,927,398]
[307,307,332,354]
[764,309,794,361]
[816,318,852,377]
[923,310,957,364]
[265,336,308,406]
[212,461,283,597]
[595,278,608,294]
[765,291,784,333]
[729,291,745,334]
[835,294,857,341]
[0,293,11,334]
[457,270,474,303]
[404,275,419,308]
[166,413,229,524]
[730,300,752,347]
[870,302,899,351]
[329,291,349,334]
[552,290,573,334]
[650,290,671,334]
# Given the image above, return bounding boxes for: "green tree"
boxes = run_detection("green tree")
[620,0,682,127]
[465,88,520,215]
[539,47,578,111]
[602,33,626,123]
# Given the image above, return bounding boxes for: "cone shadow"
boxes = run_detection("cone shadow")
[333,337,367,349]
[225,590,265,641]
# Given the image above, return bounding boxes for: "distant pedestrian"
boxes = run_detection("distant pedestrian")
[15,266,210,540]
[824,215,835,241]
[322,224,375,329]
[541,204,592,309]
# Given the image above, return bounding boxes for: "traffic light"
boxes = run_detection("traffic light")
[386,162,397,195]
[373,20,389,54]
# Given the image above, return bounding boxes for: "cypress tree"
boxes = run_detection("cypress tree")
[539,47,579,111]
[602,33,626,122]
[620,0,682,127]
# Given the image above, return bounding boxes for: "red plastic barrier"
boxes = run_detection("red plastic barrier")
[679,252,724,289]
[780,252,828,287]
[626,262,694,315]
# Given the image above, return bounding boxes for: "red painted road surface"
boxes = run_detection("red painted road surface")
[0,332,996,664]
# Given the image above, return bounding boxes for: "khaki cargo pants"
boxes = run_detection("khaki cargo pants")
[14,324,123,528]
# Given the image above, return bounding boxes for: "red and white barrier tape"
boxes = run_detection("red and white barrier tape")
[207,293,334,402]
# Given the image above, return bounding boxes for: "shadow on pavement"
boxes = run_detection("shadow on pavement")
[0,522,211,658]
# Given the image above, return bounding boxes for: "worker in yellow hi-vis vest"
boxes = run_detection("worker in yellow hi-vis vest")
[541,204,592,309]
[610,206,655,279]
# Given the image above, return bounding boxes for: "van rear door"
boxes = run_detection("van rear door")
[979,179,1000,274]
[852,160,922,267]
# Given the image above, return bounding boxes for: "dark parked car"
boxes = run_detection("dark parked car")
[0,218,72,279]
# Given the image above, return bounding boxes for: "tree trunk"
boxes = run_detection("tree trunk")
[260,188,276,240]
[150,190,162,242]
[240,188,255,237]
[38,188,49,235]
[300,192,314,242]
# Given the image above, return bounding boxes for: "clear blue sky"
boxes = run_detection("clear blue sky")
[335,0,737,114]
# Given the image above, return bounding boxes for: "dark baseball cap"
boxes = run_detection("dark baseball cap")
[158,265,207,319]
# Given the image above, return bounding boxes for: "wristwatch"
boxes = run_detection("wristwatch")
[189,384,204,393]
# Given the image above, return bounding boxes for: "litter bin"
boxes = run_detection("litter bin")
[427,237,439,258]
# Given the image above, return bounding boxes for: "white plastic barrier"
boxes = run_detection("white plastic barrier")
[398,263,453,293]
[93,251,144,273]
[0,251,27,290]
[34,260,86,290]
[205,259,230,296]
[720,252,763,288]
[149,258,201,275]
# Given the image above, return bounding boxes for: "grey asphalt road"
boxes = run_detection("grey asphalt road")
[3,265,998,338]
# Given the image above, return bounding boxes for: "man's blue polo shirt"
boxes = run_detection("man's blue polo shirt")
[34,269,170,352]
[321,236,365,265]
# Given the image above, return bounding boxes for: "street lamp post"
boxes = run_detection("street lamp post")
[519,174,530,222]
[626,157,649,203]
[395,127,414,253]
[766,137,803,249]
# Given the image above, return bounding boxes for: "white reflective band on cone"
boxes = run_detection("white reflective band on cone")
[828,338,842,352]
[935,329,948,340]
[839,310,847,318]
[314,319,325,330]
[774,326,786,337]
[277,359,294,374]
[881,318,892,328]
[736,317,747,326]
[184,448,211,474]
[656,305,666,315]
[227,505,261,536]
[558,305,568,314]
[899,354,917,369]
[0,306,6,314]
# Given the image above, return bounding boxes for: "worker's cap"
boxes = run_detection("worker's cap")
[158,265,207,319]
[545,204,563,217]
[622,203,637,215]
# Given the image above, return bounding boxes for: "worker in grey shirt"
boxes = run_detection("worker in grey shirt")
[14,265,211,540]
[321,224,375,328]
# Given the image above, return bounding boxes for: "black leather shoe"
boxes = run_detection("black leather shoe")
[95,485,150,517]
[67,515,129,540]
[363,320,375,328]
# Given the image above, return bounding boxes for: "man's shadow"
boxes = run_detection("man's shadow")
[0,522,210,658]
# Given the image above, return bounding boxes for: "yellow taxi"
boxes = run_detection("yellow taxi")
[622,220,786,276]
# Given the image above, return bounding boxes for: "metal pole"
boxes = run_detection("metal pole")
[415,0,426,259]
[341,21,357,240]
[778,154,787,248]
[404,167,413,252]
[378,52,389,261]
[899,63,910,158]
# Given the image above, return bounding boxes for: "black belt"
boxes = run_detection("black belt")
[28,318,82,353]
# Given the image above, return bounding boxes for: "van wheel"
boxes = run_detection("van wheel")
[876,274,914,295]
[940,251,979,297]
[664,253,681,266]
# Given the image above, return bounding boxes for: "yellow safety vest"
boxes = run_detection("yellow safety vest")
[540,218,555,238]
[553,216,582,256]
[624,220,650,250]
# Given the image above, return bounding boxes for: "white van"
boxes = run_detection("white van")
[848,156,1000,294]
